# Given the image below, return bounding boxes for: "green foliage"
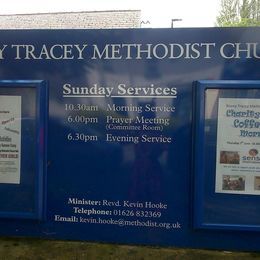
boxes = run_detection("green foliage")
[216,0,260,26]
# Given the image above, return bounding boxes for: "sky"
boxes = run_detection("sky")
[0,0,221,28]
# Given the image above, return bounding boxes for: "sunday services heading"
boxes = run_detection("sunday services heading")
[0,42,260,60]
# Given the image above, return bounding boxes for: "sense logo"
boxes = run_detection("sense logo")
[242,149,260,163]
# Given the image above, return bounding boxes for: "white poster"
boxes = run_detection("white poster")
[0,95,21,184]
[215,98,260,195]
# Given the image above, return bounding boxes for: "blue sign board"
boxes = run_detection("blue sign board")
[0,27,260,251]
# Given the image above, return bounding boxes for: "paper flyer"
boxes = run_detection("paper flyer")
[215,98,260,194]
[0,95,21,184]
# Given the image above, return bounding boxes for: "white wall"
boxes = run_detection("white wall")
[0,10,141,29]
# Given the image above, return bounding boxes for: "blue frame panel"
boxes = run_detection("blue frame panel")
[2,28,260,251]
[193,80,260,231]
[0,80,48,219]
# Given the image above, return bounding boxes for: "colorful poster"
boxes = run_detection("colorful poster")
[0,96,21,184]
[216,98,260,194]
[215,98,260,195]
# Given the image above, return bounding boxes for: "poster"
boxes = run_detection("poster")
[215,98,260,194]
[0,95,21,184]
